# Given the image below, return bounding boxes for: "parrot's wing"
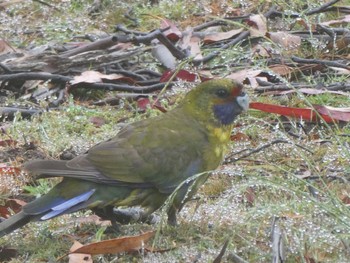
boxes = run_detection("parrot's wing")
[65,115,207,193]
[26,114,207,192]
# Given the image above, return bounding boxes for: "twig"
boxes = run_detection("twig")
[262,1,344,20]
[291,56,350,70]
[32,0,60,11]
[112,29,187,59]
[193,20,229,31]
[227,252,249,263]
[71,82,173,93]
[305,0,341,16]
[271,217,286,263]
[106,69,147,81]
[0,63,13,73]
[316,24,336,40]
[123,7,138,26]
[192,15,249,32]
[0,107,42,119]
[193,31,250,65]
[59,36,117,58]
[224,139,313,164]
[323,6,350,14]
[254,82,350,93]
[134,69,162,77]
[115,24,147,36]
[0,72,72,82]
[213,239,230,263]
[263,5,300,19]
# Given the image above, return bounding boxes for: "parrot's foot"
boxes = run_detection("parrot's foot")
[92,206,121,233]
[112,207,159,225]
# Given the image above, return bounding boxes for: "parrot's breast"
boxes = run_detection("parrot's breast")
[203,124,232,169]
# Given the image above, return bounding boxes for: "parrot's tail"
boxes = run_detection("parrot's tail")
[0,211,33,238]
[0,182,97,237]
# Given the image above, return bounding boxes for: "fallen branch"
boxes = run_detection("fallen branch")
[224,139,313,164]
[193,31,250,65]
[291,56,350,70]
[112,29,187,60]
[254,82,350,93]
[0,107,42,119]
[0,72,72,82]
[306,0,341,15]
[70,82,173,93]
[60,36,118,58]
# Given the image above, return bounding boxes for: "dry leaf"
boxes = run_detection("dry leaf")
[313,105,350,122]
[69,240,93,263]
[321,14,350,26]
[246,14,267,37]
[268,32,301,51]
[70,231,155,255]
[203,28,243,43]
[70,71,126,85]
[280,88,349,96]
[188,36,203,60]
[161,19,182,41]
[268,64,294,78]
[226,69,263,88]
[0,39,16,55]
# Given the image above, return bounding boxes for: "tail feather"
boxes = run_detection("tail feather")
[0,181,97,237]
[0,211,33,238]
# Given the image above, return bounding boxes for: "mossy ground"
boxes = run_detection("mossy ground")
[1,0,350,262]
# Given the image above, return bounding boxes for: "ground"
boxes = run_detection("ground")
[1,0,350,262]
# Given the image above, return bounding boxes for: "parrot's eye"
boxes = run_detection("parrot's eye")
[215,88,229,98]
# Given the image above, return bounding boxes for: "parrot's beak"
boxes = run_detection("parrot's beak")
[237,92,249,111]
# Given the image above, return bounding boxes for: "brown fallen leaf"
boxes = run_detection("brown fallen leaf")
[188,36,203,60]
[246,14,267,37]
[0,164,21,176]
[70,231,155,255]
[320,14,350,26]
[203,28,243,44]
[313,105,350,122]
[0,139,18,147]
[0,246,18,262]
[226,69,263,88]
[70,71,133,85]
[267,32,301,51]
[230,132,250,141]
[279,88,349,96]
[268,64,294,78]
[161,19,182,41]
[160,69,211,82]
[68,240,93,263]
[0,39,16,55]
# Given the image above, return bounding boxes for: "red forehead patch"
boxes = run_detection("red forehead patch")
[231,84,243,97]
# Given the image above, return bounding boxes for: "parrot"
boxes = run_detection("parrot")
[0,78,249,237]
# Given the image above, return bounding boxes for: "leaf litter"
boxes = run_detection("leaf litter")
[1,0,350,262]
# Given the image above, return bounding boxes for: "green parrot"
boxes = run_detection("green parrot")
[0,79,249,237]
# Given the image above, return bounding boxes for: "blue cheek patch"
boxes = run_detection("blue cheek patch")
[213,102,241,125]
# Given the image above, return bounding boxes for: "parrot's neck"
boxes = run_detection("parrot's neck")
[177,105,232,161]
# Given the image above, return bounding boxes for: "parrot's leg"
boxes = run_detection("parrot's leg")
[92,206,120,232]
[167,206,178,226]
[111,208,159,225]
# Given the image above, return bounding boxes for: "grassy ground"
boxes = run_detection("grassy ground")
[1,0,350,262]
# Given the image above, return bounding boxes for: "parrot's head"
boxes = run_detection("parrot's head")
[182,79,249,126]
